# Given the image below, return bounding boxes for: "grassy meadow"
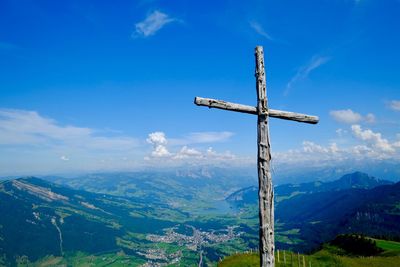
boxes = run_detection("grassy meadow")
[218,238,400,267]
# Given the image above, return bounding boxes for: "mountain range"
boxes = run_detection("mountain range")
[0,174,252,266]
[227,171,400,251]
[0,171,399,265]
[227,171,392,206]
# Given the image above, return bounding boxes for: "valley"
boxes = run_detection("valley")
[0,174,254,266]
[0,171,399,266]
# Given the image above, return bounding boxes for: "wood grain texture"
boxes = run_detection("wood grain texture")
[194,97,319,124]
[255,46,274,267]
[194,97,256,114]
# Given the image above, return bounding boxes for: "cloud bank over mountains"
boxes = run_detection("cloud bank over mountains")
[0,109,242,175]
[144,131,239,166]
[0,104,399,177]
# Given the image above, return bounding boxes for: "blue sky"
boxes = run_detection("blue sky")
[0,0,399,177]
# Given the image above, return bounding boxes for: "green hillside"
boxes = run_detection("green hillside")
[218,237,400,267]
[0,177,254,266]
[2,173,400,266]
[25,238,400,267]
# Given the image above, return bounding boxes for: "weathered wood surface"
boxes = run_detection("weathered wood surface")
[193,46,319,267]
[194,97,319,124]
[267,109,319,124]
[255,46,274,267]
[194,96,256,114]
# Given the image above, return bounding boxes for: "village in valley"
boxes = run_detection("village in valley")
[142,225,241,265]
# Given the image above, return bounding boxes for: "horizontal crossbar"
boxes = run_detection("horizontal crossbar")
[194,97,319,124]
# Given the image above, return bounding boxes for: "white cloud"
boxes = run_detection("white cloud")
[330,109,362,124]
[302,141,329,153]
[351,124,394,153]
[146,131,167,145]
[285,55,330,95]
[0,109,90,144]
[0,108,143,175]
[206,147,236,161]
[151,144,171,157]
[389,100,400,111]
[145,132,240,165]
[330,109,375,124]
[133,10,176,38]
[174,146,202,159]
[172,145,236,161]
[146,131,171,157]
[249,21,273,40]
[330,143,339,153]
[302,141,339,154]
[274,124,400,167]
[350,145,371,155]
[274,142,341,166]
[0,109,138,150]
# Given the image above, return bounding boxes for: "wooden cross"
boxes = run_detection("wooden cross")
[194,46,319,267]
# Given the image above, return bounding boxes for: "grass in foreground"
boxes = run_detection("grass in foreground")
[218,247,400,267]
[219,237,400,267]
[374,238,400,256]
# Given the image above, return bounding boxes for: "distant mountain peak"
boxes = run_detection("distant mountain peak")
[334,171,390,189]
[340,171,372,180]
[226,171,393,208]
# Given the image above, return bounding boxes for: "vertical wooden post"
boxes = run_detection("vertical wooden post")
[255,45,274,267]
